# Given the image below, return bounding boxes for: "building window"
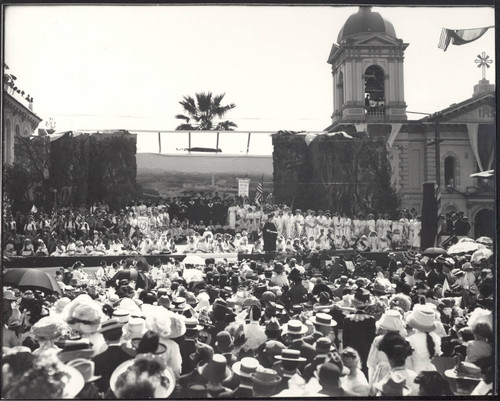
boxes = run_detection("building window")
[444,156,456,188]
[364,65,385,116]
[337,71,344,116]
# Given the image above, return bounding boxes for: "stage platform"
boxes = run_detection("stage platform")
[2,251,395,269]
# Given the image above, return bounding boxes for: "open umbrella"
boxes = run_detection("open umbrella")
[422,247,447,257]
[476,237,493,247]
[109,268,147,289]
[471,248,494,264]
[3,268,62,294]
[447,241,485,255]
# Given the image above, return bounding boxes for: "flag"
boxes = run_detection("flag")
[254,181,263,204]
[31,204,38,214]
[442,278,450,294]
[265,192,273,204]
[438,26,494,51]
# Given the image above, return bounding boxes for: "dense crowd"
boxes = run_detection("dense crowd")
[2,239,495,398]
[4,193,475,258]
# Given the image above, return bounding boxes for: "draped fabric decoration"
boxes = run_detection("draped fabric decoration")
[438,26,494,51]
[466,123,483,171]
[272,133,399,216]
[305,131,352,147]
[477,126,496,171]
[387,123,403,148]
[354,123,368,134]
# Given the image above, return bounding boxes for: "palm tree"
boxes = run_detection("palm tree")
[175,92,237,130]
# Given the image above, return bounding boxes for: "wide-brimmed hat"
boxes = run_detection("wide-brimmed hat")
[112,308,131,323]
[352,288,373,308]
[123,317,147,340]
[375,371,412,396]
[406,306,436,333]
[32,316,68,341]
[67,359,101,382]
[281,319,308,335]
[199,353,233,383]
[130,331,167,355]
[444,362,482,381]
[265,317,281,333]
[377,310,406,333]
[232,357,260,377]
[310,312,337,327]
[274,348,306,362]
[3,289,20,300]
[251,367,282,385]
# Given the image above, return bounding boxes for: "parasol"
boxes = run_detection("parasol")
[447,241,485,255]
[475,236,493,246]
[421,247,447,257]
[3,268,62,294]
[470,248,494,264]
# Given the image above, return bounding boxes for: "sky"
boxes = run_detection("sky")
[4,4,496,153]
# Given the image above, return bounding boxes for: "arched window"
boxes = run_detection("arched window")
[364,65,385,116]
[337,71,344,116]
[444,156,456,188]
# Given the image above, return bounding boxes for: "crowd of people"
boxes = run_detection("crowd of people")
[2,237,495,398]
[4,193,471,258]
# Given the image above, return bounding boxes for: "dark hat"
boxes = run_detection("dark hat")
[199,353,233,383]
[315,337,335,355]
[130,331,167,355]
[274,263,284,273]
[215,331,233,352]
[265,317,281,333]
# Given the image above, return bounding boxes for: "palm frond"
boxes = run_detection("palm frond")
[174,114,190,122]
[175,123,197,131]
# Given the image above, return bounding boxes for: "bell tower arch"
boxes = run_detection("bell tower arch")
[327,6,408,124]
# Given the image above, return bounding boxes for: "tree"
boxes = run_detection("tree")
[175,92,237,130]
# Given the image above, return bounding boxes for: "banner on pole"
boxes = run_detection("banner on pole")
[238,178,250,197]
[137,216,150,234]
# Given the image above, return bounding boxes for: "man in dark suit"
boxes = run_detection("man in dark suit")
[92,319,132,394]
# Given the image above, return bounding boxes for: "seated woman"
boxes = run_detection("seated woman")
[50,241,67,256]
[35,239,49,256]
[84,240,94,255]
[4,239,17,257]
[21,238,35,256]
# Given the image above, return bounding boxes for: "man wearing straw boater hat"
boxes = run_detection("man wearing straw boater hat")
[281,319,316,365]
[272,348,306,393]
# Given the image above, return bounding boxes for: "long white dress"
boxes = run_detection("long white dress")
[406,330,441,374]
[412,220,421,248]
[227,206,237,229]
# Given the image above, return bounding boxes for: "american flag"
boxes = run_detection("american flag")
[254,182,263,204]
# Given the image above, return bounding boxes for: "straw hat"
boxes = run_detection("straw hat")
[310,313,337,327]
[444,361,482,381]
[281,319,308,335]
[3,289,20,301]
[170,297,189,312]
[274,348,306,362]
[232,357,260,378]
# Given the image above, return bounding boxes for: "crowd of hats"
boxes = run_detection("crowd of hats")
[2,237,495,398]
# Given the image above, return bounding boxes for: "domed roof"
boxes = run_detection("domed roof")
[337,6,397,43]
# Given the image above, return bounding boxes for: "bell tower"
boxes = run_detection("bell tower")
[327,6,408,125]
